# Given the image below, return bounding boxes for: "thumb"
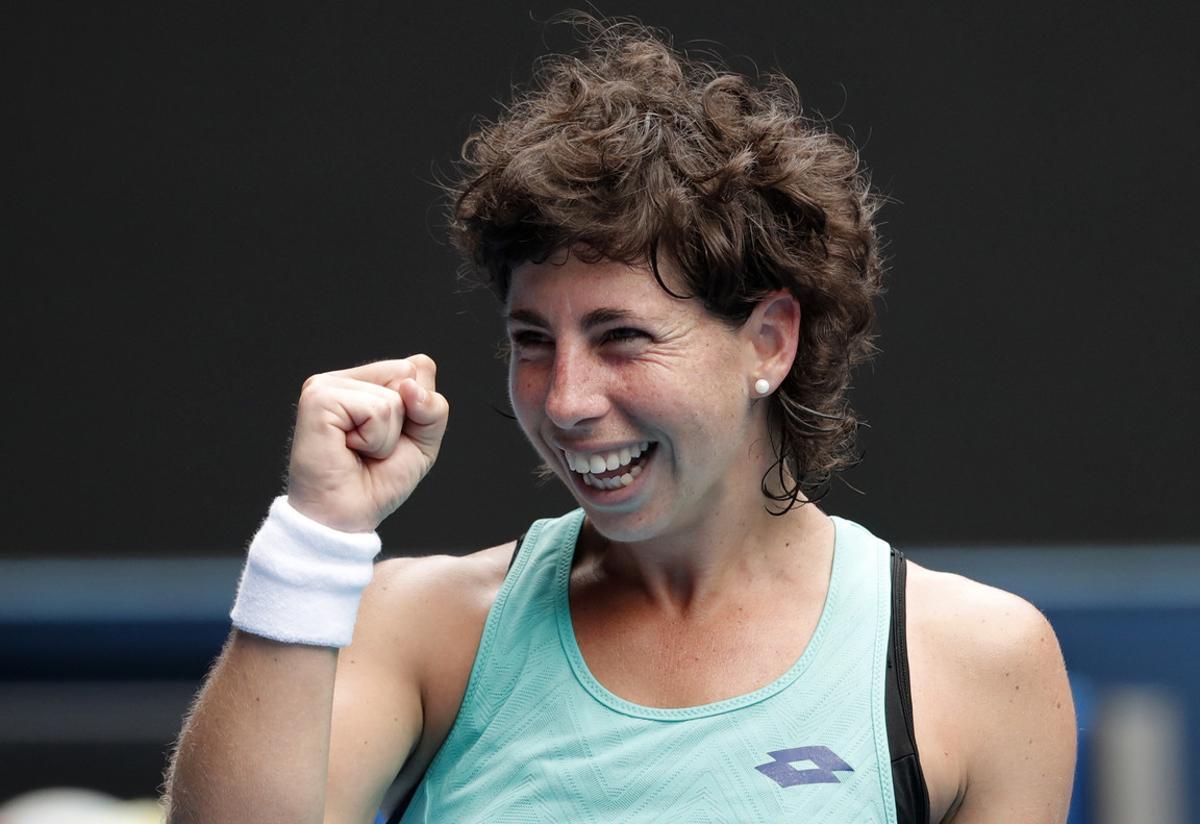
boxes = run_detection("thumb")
[399,380,450,453]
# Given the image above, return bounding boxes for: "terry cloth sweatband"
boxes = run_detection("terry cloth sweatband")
[230,495,382,648]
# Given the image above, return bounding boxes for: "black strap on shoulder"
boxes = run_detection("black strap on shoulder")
[886,547,931,824]
[506,532,527,573]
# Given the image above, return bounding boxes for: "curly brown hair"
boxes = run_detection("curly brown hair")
[448,15,886,511]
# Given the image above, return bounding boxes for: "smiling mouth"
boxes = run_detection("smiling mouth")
[563,442,657,490]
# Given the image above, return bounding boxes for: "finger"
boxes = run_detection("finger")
[339,392,402,459]
[304,376,406,437]
[402,353,437,394]
[396,380,449,452]
[302,382,402,460]
[321,375,406,407]
[327,359,418,390]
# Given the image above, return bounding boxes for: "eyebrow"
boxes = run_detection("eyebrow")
[505,307,639,330]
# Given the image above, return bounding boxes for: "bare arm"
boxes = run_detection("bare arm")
[167,545,495,824]
[946,589,1077,823]
[164,357,450,823]
[164,558,432,824]
[164,632,340,824]
[324,557,430,822]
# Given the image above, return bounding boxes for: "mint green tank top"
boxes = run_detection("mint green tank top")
[399,510,898,823]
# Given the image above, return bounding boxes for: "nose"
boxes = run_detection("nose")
[544,345,610,430]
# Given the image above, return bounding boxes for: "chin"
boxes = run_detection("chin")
[586,508,652,538]
[574,494,684,547]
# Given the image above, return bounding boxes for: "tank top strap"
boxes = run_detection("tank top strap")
[431,509,584,742]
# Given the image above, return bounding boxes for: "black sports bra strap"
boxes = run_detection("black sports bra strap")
[887,547,931,824]
[506,533,526,573]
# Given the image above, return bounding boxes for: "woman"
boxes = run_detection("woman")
[165,19,1076,824]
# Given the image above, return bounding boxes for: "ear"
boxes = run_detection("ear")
[740,289,801,391]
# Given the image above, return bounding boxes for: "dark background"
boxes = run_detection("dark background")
[7,0,1198,560]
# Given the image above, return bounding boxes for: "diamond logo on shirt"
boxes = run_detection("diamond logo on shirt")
[754,746,854,787]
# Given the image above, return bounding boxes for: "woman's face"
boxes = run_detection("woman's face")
[506,252,770,543]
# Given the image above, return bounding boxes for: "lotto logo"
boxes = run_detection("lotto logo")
[754,746,854,787]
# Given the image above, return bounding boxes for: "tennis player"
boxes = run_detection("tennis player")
[165,18,1075,823]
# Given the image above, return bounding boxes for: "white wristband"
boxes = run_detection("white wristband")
[230,496,382,648]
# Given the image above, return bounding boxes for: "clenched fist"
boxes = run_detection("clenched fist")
[285,355,449,533]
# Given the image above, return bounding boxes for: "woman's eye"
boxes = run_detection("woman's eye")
[511,331,550,347]
[508,328,647,350]
[603,328,648,344]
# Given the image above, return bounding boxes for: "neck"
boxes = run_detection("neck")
[578,491,833,619]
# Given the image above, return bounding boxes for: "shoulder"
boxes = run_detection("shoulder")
[905,560,1069,699]
[343,541,517,732]
[905,560,1057,654]
[360,541,516,672]
[904,560,1076,822]
[369,543,514,606]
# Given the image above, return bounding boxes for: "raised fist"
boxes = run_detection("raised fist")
[284,355,449,533]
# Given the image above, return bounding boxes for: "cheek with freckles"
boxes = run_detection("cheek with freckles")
[509,370,547,447]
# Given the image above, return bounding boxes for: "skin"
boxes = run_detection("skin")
[166,253,1076,823]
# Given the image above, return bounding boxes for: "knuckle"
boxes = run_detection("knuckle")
[298,380,327,405]
[410,353,436,374]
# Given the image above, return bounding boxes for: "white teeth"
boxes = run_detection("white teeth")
[569,443,654,471]
[568,441,655,488]
[579,458,645,490]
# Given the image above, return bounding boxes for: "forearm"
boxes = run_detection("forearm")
[163,356,443,821]
[164,630,338,824]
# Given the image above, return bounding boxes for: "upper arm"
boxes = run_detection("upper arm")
[323,546,512,824]
[324,558,427,824]
[948,590,1077,823]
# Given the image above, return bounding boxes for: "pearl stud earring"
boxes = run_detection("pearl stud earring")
[753,378,770,396]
